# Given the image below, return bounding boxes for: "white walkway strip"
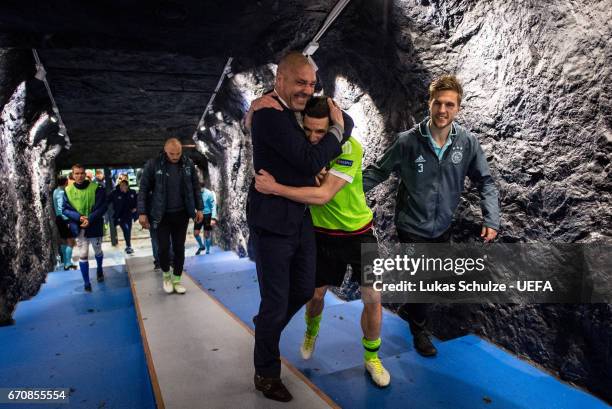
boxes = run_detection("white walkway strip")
[126,256,335,409]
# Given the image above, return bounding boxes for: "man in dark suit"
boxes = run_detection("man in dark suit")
[248,51,345,402]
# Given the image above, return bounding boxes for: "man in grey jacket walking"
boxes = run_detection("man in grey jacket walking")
[138,138,204,294]
[362,74,500,357]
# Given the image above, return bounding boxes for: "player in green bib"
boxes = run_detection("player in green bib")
[254,97,390,388]
[62,164,108,292]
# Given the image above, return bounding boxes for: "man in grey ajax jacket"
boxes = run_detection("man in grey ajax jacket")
[362,74,500,357]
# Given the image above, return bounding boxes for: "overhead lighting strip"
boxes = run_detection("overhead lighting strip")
[193,0,350,139]
[193,57,233,139]
[302,0,352,69]
[32,49,71,148]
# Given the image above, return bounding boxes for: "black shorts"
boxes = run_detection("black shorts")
[194,213,213,231]
[315,230,378,288]
[55,215,74,239]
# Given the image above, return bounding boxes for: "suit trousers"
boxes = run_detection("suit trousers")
[251,212,316,377]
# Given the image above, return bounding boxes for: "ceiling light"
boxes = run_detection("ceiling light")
[215,111,223,121]
[49,115,58,123]
[199,125,206,132]
[303,42,319,56]
[34,64,46,80]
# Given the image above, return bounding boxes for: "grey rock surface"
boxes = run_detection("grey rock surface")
[0,79,58,325]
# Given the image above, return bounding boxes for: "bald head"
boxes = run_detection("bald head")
[165,137,181,148]
[164,137,182,163]
[275,51,316,111]
[277,52,311,76]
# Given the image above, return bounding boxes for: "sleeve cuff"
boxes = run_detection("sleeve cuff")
[328,124,344,143]
[484,221,500,230]
[329,168,354,184]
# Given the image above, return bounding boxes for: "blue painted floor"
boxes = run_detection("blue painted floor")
[186,250,610,409]
[0,264,155,409]
[1,248,608,408]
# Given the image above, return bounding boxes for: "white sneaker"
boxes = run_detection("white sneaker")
[365,358,391,387]
[300,333,318,360]
[173,282,186,294]
[162,273,173,294]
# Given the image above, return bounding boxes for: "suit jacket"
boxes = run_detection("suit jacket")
[248,106,342,235]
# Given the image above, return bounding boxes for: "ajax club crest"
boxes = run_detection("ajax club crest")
[451,146,463,164]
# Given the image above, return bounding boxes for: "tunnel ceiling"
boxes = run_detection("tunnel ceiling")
[0,0,341,168]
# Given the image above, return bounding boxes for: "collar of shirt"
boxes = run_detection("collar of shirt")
[273,89,304,128]
[426,120,453,160]
[273,89,290,109]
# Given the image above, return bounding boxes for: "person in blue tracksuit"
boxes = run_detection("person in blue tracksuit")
[109,179,138,254]
[194,186,218,255]
[52,175,77,270]
[362,74,500,357]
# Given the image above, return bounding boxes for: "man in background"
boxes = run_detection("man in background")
[195,185,218,255]
[109,179,138,254]
[52,175,76,270]
[138,138,204,294]
[62,164,107,292]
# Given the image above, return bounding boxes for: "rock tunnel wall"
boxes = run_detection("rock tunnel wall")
[201,0,611,402]
[0,49,60,325]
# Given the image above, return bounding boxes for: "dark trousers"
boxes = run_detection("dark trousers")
[117,219,132,248]
[251,213,316,378]
[157,211,189,275]
[397,229,450,334]
[149,226,174,265]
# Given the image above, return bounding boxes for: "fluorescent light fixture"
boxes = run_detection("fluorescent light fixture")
[303,42,319,56]
[34,64,46,80]
[49,115,58,123]
[193,57,233,140]
[215,111,223,121]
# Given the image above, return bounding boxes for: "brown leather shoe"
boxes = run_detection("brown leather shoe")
[254,374,293,402]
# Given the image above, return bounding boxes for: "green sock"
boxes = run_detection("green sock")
[163,271,171,280]
[305,312,322,337]
[171,274,181,284]
[363,337,381,361]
